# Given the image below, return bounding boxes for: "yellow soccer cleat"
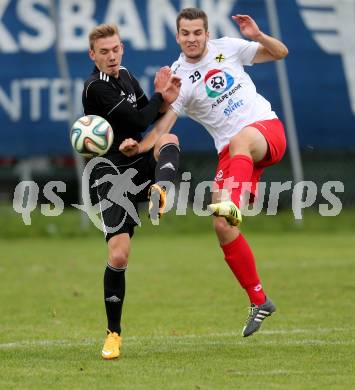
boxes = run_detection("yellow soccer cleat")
[101,331,122,360]
[148,184,167,223]
[207,200,242,227]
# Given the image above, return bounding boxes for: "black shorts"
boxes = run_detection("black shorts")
[89,150,156,242]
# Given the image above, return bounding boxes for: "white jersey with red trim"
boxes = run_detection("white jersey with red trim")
[170,37,277,153]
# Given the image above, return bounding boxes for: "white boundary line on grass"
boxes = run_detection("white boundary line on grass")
[0,327,354,350]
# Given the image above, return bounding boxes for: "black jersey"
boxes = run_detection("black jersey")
[82,66,163,158]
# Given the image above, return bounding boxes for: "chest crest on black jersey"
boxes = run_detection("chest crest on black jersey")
[127,93,136,105]
[215,53,225,63]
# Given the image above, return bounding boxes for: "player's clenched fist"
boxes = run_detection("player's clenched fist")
[119,138,140,157]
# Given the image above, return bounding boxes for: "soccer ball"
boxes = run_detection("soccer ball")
[70,115,114,157]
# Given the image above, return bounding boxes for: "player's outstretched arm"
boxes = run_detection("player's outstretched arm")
[138,109,178,153]
[232,14,288,63]
[119,109,178,157]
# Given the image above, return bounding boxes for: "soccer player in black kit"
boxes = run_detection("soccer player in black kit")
[82,24,181,359]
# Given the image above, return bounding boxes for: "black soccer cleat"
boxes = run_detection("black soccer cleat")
[242,297,276,337]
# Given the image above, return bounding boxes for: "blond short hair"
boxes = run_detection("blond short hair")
[89,24,120,50]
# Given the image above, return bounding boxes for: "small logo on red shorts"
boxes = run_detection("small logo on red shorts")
[215,169,224,182]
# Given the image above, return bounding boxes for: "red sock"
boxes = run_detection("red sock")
[221,234,266,305]
[229,154,254,208]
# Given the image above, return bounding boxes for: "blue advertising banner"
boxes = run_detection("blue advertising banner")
[0,0,354,157]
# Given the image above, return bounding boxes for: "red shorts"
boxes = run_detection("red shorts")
[213,118,286,203]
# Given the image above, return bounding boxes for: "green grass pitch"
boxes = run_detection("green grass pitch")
[0,209,354,389]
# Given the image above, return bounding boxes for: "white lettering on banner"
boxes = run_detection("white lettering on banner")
[61,0,96,51]
[105,0,148,49]
[180,0,195,8]
[0,0,18,52]
[298,0,355,114]
[0,78,84,121]
[146,0,238,47]
[0,0,240,52]
[0,75,182,122]
[21,79,49,120]
[0,81,21,120]
[17,0,55,53]
[74,78,85,117]
[50,79,70,120]
[200,0,238,38]
[148,0,179,49]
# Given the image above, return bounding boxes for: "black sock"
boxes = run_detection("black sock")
[155,143,180,190]
[104,264,126,334]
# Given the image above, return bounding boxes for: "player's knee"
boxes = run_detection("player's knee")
[213,217,239,243]
[229,134,251,157]
[108,248,129,269]
[160,133,179,147]
[213,217,230,236]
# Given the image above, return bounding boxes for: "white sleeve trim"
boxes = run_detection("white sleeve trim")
[136,92,145,101]
[170,103,181,116]
[85,80,97,98]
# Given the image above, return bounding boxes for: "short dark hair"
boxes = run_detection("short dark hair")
[89,24,120,50]
[176,8,208,32]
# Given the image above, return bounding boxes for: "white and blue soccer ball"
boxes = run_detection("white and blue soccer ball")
[70,115,114,157]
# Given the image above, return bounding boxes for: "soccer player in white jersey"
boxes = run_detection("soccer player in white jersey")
[119,8,288,337]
